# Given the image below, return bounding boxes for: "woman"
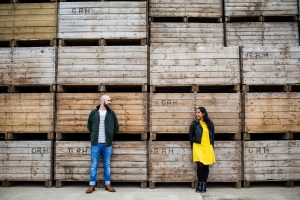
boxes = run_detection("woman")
[189,106,216,193]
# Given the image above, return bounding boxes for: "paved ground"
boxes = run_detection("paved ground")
[0,183,299,200]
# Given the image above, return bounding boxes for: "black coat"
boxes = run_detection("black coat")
[189,120,215,148]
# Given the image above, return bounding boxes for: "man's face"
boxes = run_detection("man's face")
[104,97,111,106]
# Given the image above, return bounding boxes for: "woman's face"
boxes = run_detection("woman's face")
[195,109,204,121]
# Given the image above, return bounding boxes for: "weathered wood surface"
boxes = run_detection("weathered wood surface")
[242,46,300,85]
[150,22,223,46]
[244,140,300,181]
[195,93,241,134]
[58,2,146,39]
[56,93,147,133]
[0,141,52,181]
[149,0,222,18]
[245,93,300,133]
[0,4,13,41]
[150,93,241,135]
[14,3,57,40]
[148,141,241,183]
[0,48,11,85]
[225,0,298,17]
[150,44,240,86]
[58,46,147,85]
[0,93,54,132]
[226,22,299,47]
[55,141,147,181]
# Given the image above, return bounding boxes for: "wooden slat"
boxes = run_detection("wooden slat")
[0,141,52,181]
[55,141,147,181]
[226,22,299,47]
[225,0,298,17]
[244,140,300,181]
[242,46,300,85]
[150,0,222,17]
[149,141,241,183]
[58,2,146,39]
[150,44,240,86]
[56,93,147,133]
[58,46,147,85]
[0,48,12,85]
[150,22,223,46]
[0,93,54,133]
[13,3,57,40]
[245,93,300,133]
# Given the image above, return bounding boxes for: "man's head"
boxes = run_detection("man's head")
[100,95,111,107]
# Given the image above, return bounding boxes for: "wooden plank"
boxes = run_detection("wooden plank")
[245,93,300,133]
[0,93,54,133]
[58,46,147,85]
[0,141,52,181]
[150,44,240,86]
[150,0,222,17]
[0,4,14,41]
[150,23,223,46]
[244,140,300,181]
[225,0,298,17]
[13,3,57,40]
[56,93,147,133]
[148,141,241,183]
[226,22,299,47]
[58,2,146,39]
[55,141,147,181]
[0,48,12,85]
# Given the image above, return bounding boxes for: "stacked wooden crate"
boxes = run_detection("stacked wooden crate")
[224,0,300,186]
[148,0,242,188]
[0,1,57,187]
[55,0,148,187]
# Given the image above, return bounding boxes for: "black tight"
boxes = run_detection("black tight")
[196,162,209,182]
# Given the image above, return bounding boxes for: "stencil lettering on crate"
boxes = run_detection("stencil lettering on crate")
[31,147,51,154]
[72,8,91,14]
[161,100,177,106]
[247,147,270,154]
[245,52,269,59]
[67,147,89,155]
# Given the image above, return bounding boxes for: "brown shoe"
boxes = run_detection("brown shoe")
[105,184,116,192]
[86,185,95,194]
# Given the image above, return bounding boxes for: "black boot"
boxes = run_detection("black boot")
[201,182,207,193]
[195,182,202,193]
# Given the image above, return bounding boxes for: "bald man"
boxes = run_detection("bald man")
[86,95,119,193]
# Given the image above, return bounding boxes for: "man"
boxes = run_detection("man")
[86,94,119,193]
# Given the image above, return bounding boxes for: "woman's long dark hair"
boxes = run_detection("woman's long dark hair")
[198,106,214,130]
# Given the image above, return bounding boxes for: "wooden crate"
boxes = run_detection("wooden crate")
[56,93,147,134]
[58,2,146,39]
[0,93,54,133]
[244,140,293,182]
[195,93,241,135]
[245,93,300,133]
[150,22,223,46]
[14,3,57,40]
[150,93,195,139]
[55,141,147,185]
[150,0,222,18]
[225,0,298,17]
[209,141,241,186]
[148,141,195,187]
[58,46,147,85]
[0,141,52,186]
[150,44,240,86]
[0,48,11,85]
[289,140,300,181]
[11,47,56,85]
[243,46,300,85]
[226,22,299,47]
[0,4,14,41]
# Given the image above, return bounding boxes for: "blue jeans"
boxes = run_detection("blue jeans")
[89,143,112,186]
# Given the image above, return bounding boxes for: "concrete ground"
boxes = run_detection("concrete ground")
[0,183,299,200]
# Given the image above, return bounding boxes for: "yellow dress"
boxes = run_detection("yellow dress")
[193,120,216,165]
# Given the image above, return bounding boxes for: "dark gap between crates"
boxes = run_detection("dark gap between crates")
[8,133,49,141]
[15,40,52,47]
[13,86,52,93]
[293,133,300,140]
[57,133,90,141]
[0,86,9,93]
[227,16,260,22]
[105,39,143,46]
[247,133,289,141]
[198,85,238,93]
[246,85,286,93]
[0,41,10,47]
[0,0,11,3]
[291,85,300,92]
[214,134,238,141]
[151,17,184,23]
[263,16,296,22]
[188,17,221,23]
[58,85,99,93]
[0,133,5,141]
[62,39,99,46]
[155,134,189,141]
[153,86,192,93]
